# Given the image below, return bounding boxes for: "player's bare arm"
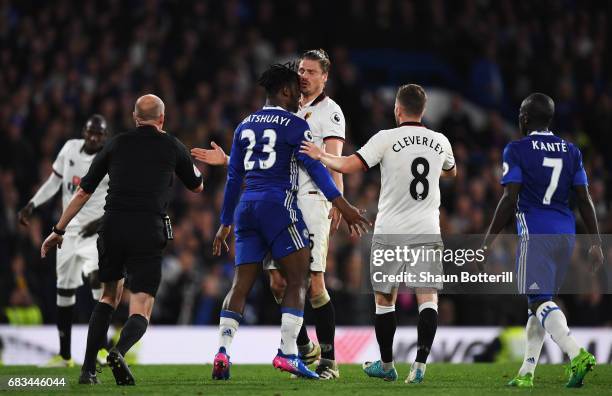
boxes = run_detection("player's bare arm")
[300,141,365,174]
[480,182,521,267]
[441,167,457,178]
[325,138,345,232]
[191,141,229,167]
[575,185,604,271]
[41,187,92,258]
[80,217,103,238]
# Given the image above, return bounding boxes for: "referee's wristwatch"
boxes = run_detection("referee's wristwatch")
[52,225,66,235]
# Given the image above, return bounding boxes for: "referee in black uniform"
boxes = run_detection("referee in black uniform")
[41,94,203,385]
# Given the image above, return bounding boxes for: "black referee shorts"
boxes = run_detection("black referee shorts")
[97,213,167,297]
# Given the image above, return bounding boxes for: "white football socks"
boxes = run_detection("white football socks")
[280,311,304,356]
[218,314,240,354]
[518,310,545,376]
[536,301,580,360]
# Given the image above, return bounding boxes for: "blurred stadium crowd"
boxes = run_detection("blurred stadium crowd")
[1,0,611,327]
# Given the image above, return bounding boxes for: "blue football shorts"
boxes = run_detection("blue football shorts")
[233,200,310,266]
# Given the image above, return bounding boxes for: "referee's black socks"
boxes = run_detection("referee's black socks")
[416,302,438,364]
[311,290,336,361]
[83,302,114,374]
[116,314,148,356]
[375,304,397,364]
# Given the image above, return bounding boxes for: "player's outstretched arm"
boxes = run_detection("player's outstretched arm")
[191,141,229,167]
[481,183,521,267]
[41,187,92,258]
[575,185,604,271]
[300,141,364,174]
[18,172,63,226]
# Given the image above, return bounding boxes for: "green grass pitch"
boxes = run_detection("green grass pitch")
[2,363,611,395]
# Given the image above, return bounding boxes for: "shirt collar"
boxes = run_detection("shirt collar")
[262,105,288,112]
[301,92,327,108]
[529,130,554,136]
[398,121,424,127]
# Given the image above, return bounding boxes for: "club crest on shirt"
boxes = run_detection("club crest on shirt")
[304,112,312,120]
[331,112,342,125]
[304,130,314,142]
[69,159,74,166]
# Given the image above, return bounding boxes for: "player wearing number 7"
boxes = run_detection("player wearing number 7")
[301,84,456,384]
[482,93,603,388]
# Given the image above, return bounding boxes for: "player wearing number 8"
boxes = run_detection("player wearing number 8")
[300,84,456,384]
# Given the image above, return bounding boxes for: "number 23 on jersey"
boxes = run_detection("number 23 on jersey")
[241,129,277,170]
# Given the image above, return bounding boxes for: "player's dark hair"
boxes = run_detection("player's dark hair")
[522,93,555,128]
[85,114,108,133]
[300,49,331,74]
[396,84,427,116]
[258,63,299,95]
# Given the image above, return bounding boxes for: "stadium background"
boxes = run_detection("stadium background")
[1,0,611,343]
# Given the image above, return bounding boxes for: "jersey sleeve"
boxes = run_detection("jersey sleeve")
[173,137,203,190]
[220,128,247,225]
[80,138,113,194]
[572,146,588,186]
[322,105,346,141]
[291,119,341,201]
[501,142,522,185]
[441,135,456,171]
[356,132,386,169]
[51,141,70,177]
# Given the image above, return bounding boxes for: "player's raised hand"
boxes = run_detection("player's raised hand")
[191,142,228,166]
[328,206,342,234]
[41,232,63,258]
[588,244,604,272]
[18,202,34,226]
[331,196,371,237]
[213,224,232,256]
[300,141,323,161]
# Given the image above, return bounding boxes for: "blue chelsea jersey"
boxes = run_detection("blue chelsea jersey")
[220,106,341,225]
[501,131,588,234]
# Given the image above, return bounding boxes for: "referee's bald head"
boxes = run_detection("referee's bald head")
[134,94,165,121]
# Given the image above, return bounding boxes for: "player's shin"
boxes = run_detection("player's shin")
[536,301,580,359]
[280,308,304,356]
[311,289,335,361]
[416,301,438,364]
[57,289,76,360]
[518,309,545,376]
[218,310,242,354]
[375,304,396,370]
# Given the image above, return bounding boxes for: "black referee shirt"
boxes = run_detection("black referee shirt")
[80,125,202,215]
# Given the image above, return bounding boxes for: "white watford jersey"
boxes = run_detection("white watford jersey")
[53,139,109,232]
[297,93,345,199]
[356,122,455,236]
